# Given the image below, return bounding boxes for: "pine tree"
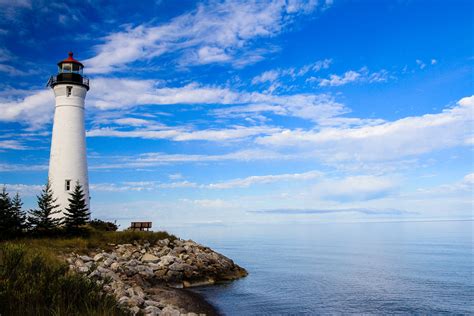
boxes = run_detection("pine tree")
[0,186,14,239]
[63,182,90,232]
[28,182,62,233]
[11,192,27,234]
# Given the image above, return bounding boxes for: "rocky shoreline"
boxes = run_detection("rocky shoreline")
[66,238,247,315]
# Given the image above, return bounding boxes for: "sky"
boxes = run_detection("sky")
[0,0,472,230]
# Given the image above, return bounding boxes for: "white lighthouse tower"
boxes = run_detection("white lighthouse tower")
[47,52,90,217]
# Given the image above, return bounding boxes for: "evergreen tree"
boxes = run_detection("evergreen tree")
[63,182,90,232]
[11,192,27,234]
[28,182,61,233]
[0,186,14,239]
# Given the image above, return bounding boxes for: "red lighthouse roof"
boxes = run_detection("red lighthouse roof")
[57,52,84,67]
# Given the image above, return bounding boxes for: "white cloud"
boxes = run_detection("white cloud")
[87,79,239,110]
[1,183,42,196]
[87,125,281,142]
[252,70,280,84]
[416,59,426,69]
[0,89,53,128]
[207,170,322,189]
[113,118,151,126]
[0,163,47,172]
[185,198,231,209]
[1,77,346,128]
[317,67,389,87]
[191,46,232,64]
[212,92,347,123]
[319,70,361,86]
[251,58,332,85]
[0,140,27,151]
[168,173,183,180]
[84,0,325,73]
[89,149,297,170]
[313,175,397,201]
[257,95,474,162]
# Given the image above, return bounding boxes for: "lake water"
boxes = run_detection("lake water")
[169,220,473,315]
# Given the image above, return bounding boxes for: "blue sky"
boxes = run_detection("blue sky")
[0,0,472,229]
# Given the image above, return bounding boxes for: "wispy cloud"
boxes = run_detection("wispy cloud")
[0,89,53,128]
[312,175,398,201]
[84,0,328,73]
[251,208,415,216]
[316,67,389,87]
[251,58,332,85]
[257,95,474,162]
[87,125,282,142]
[0,140,28,151]
[207,170,322,189]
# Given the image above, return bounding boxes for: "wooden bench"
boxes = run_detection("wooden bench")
[130,222,152,231]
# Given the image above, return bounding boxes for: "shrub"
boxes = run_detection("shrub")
[89,219,118,232]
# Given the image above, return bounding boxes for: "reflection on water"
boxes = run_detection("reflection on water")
[169,220,473,315]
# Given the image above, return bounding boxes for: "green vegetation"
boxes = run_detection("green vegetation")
[0,242,129,316]
[27,182,62,234]
[0,188,27,239]
[89,219,119,231]
[0,185,176,315]
[63,182,91,233]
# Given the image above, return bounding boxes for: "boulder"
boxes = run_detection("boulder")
[144,305,161,316]
[161,306,181,316]
[79,255,93,262]
[142,253,160,263]
[93,253,105,262]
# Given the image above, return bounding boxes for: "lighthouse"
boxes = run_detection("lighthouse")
[47,52,90,217]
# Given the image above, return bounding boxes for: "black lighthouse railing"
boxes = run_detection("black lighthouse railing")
[47,73,90,90]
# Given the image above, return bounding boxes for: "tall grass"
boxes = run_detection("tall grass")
[0,231,174,315]
[0,243,130,315]
[7,230,177,255]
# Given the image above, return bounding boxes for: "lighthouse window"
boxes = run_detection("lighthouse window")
[65,179,71,191]
[66,86,72,97]
[62,63,72,72]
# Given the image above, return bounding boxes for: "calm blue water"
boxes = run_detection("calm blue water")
[170,221,473,315]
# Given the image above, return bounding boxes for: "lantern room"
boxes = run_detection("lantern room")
[47,51,89,90]
[58,52,84,75]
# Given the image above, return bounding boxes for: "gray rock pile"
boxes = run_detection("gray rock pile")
[66,238,247,315]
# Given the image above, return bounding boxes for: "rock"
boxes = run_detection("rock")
[78,266,89,273]
[158,238,170,247]
[64,239,245,316]
[129,295,144,307]
[155,269,167,278]
[103,258,114,267]
[137,265,154,278]
[144,300,161,307]
[161,306,181,316]
[130,306,140,315]
[144,305,161,316]
[173,247,185,254]
[79,255,93,262]
[168,262,185,272]
[142,253,160,262]
[110,262,120,271]
[159,255,176,266]
[118,296,130,305]
[133,285,145,299]
[148,263,161,271]
[93,253,105,262]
